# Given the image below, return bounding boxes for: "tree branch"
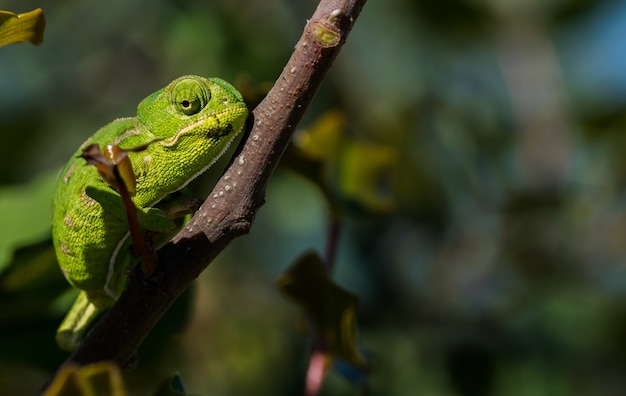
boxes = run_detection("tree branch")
[52,0,367,376]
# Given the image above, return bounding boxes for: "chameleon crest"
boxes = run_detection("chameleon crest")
[52,75,248,350]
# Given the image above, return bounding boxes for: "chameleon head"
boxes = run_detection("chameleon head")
[136,75,248,167]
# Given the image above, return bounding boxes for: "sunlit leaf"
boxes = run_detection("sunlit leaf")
[339,142,395,212]
[0,8,45,47]
[293,109,345,162]
[277,251,368,368]
[290,109,396,213]
[43,362,127,396]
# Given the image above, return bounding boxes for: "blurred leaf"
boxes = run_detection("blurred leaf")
[152,373,187,396]
[332,350,374,389]
[293,109,345,162]
[43,362,126,396]
[291,109,396,213]
[338,142,395,213]
[0,8,45,47]
[0,241,67,374]
[0,239,58,295]
[0,171,57,273]
[234,73,272,110]
[277,251,367,368]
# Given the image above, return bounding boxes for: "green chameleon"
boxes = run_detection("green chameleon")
[51,75,248,351]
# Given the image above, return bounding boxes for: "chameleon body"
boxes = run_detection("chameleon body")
[52,75,248,350]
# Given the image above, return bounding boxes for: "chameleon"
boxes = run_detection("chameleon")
[51,75,248,351]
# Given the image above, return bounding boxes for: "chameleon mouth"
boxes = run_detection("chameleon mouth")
[162,105,247,148]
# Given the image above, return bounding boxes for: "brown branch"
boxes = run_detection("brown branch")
[48,0,367,382]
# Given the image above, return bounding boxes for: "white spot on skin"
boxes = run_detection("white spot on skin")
[218,191,224,197]
[63,163,76,184]
[142,154,152,163]
[60,241,71,256]
[211,204,216,209]
[330,9,341,18]
[252,135,260,141]
[64,213,76,227]
[223,175,230,181]
[290,66,297,74]
[224,185,231,191]
[238,155,245,165]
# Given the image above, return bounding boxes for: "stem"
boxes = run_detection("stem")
[115,167,158,277]
[323,209,342,273]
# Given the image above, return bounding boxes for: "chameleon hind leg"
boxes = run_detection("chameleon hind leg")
[56,290,116,351]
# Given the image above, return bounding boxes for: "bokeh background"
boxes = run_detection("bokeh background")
[2,0,626,395]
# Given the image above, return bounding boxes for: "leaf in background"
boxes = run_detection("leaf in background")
[0,171,57,273]
[152,373,188,396]
[277,251,368,368]
[293,109,345,163]
[0,8,45,47]
[291,109,396,213]
[43,362,126,396]
[0,240,68,374]
[338,142,395,213]
[0,239,59,295]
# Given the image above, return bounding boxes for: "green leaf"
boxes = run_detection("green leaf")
[0,8,45,47]
[293,109,345,162]
[291,110,396,213]
[277,251,368,368]
[0,239,58,294]
[338,141,395,212]
[0,171,57,273]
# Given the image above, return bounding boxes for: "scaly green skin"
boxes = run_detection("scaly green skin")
[52,75,248,350]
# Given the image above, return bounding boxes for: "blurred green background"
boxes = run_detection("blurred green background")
[2,0,626,395]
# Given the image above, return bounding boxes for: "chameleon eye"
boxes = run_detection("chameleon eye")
[171,78,211,116]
